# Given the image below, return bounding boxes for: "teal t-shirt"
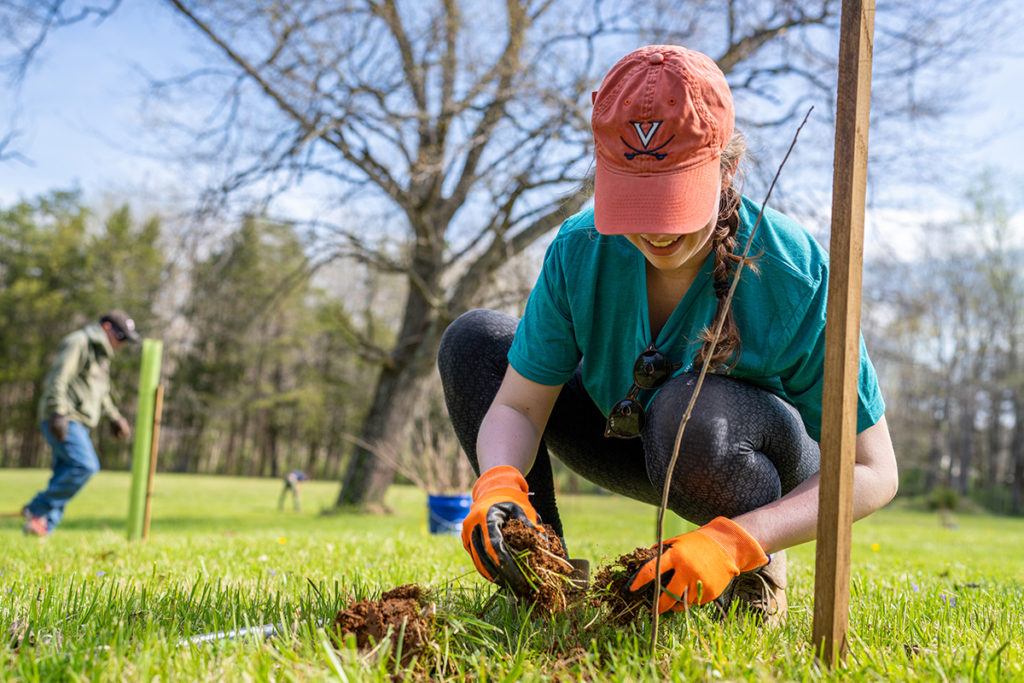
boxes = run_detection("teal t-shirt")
[508,196,885,441]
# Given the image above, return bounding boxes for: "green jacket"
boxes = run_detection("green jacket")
[37,323,124,428]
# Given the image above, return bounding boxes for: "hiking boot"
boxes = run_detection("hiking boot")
[714,549,787,626]
[23,510,49,537]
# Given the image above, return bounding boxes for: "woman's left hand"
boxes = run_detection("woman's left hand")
[627,516,767,613]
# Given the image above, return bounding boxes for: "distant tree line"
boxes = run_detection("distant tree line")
[2,178,1023,515]
[0,190,384,481]
[862,174,1024,515]
[0,191,163,469]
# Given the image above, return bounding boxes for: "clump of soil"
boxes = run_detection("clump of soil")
[332,584,432,664]
[501,518,581,613]
[591,545,661,623]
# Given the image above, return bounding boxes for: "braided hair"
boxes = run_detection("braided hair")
[692,131,752,371]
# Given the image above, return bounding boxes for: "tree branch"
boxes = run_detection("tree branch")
[717,4,834,74]
[164,0,413,213]
[2,0,121,84]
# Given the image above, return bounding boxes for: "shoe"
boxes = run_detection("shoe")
[23,509,49,537]
[714,549,787,627]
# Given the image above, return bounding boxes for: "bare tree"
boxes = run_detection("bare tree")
[153,0,599,508]
[0,0,119,79]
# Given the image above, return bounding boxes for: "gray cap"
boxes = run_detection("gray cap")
[99,310,140,343]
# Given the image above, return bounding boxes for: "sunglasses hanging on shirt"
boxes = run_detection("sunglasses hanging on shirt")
[604,343,682,439]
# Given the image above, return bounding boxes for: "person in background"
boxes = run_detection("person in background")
[279,470,310,512]
[23,310,139,536]
[438,45,897,624]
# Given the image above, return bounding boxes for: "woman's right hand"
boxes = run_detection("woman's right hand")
[461,465,542,594]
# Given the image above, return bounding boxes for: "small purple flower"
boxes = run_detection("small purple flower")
[910,581,920,593]
[939,593,956,606]
[96,571,105,578]
[268,569,276,576]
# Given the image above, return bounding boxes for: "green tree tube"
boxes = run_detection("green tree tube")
[127,338,162,540]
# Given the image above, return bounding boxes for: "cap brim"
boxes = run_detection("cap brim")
[594,154,721,235]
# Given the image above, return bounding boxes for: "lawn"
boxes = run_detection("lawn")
[1,469,1021,681]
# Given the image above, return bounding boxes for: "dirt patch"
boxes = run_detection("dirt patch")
[501,518,581,613]
[591,545,661,623]
[331,584,432,664]
[326,542,682,673]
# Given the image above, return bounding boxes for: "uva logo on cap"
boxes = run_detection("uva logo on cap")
[622,121,674,160]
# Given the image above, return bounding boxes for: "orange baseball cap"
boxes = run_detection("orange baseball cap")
[591,45,734,235]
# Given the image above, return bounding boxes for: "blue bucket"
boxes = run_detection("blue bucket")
[427,494,471,535]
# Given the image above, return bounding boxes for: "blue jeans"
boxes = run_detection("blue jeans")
[26,420,100,532]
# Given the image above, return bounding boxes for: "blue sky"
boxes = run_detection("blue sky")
[0,3,197,205]
[2,3,1023,230]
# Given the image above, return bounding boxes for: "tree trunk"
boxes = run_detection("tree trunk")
[325,428,343,480]
[336,230,450,508]
[335,342,439,508]
[924,404,946,492]
[954,397,974,496]
[268,428,279,478]
[224,415,240,475]
[174,416,204,473]
[304,439,319,478]
[984,388,1003,502]
[1012,391,1024,515]
[254,411,270,477]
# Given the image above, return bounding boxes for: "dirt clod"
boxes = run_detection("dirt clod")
[502,519,580,613]
[332,584,432,663]
[591,545,661,623]
[325,540,682,670]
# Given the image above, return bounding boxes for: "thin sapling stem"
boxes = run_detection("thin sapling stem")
[649,108,814,649]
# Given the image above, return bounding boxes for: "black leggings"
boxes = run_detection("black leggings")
[437,309,820,538]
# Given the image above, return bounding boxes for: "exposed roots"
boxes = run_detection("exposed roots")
[502,519,582,614]
[590,546,661,624]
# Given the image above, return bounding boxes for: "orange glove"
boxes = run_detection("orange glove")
[628,516,768,614]
[461,465,542,593]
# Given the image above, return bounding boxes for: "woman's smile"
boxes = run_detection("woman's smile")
[642,235,683,249]
[626,226,715,272]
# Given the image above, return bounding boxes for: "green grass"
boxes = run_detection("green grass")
[1,469,1022,681]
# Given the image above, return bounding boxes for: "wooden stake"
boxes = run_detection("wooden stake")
[812,0,875,666]
[142,384,165,541]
